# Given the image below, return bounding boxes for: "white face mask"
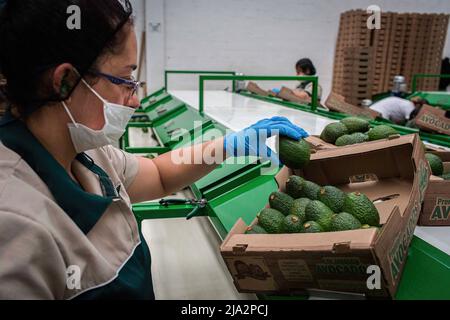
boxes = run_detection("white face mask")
[62,78,135,153]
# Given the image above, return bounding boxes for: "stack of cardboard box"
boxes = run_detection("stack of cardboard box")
[333,10,449,106]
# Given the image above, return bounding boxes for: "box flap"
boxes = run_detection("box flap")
[298,135,416,186]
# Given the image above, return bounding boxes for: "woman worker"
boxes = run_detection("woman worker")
[0,0,307,299]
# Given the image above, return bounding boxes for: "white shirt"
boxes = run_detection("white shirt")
[369,97,415,123]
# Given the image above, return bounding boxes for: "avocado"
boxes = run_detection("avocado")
[303,221,323,233]
[289,198,310,223]
[269,192,295,216]
[367,125,399,141]
[305,200,334,231]
[257,208,286,234]
[245,225,268,234]
[425,153,444,176]
[279,137,311,169]
[283,215,305,233]
[300,180,321,200]
[320,122,349,144]
[286,175,305,199]
[317,186,346,213]
[340,117,370,134]
[330,212,362,231]
[343,192,380,226]
[441,172,450,180]
[335,132,369,146]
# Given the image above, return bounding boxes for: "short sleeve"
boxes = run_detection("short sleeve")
[102,145,140,189]
[0,211,67,300]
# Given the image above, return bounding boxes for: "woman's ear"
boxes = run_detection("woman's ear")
[52,63,76,99]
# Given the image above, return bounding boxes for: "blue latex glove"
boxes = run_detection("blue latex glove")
[223,116,309,167]
[271,88,281,94]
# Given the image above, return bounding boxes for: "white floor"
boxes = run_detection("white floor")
[142,217,256,300]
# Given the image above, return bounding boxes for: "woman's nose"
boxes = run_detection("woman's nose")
[128,94,140,109]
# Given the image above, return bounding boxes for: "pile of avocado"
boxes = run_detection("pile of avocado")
[320,117,399,146]
[425,153,449,180]
[246,175,381,234]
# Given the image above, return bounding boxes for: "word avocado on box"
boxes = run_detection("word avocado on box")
[220,134,430,298]
[419,151,450,226]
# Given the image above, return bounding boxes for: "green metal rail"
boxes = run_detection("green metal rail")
[165,70,237,92]
[411,74,450,92]
[199,75,319,114]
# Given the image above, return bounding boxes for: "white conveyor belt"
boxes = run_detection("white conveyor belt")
[170,90,450,257]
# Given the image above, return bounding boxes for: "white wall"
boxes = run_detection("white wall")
[144,0,450,97]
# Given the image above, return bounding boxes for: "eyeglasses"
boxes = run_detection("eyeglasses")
[91,71,144,102]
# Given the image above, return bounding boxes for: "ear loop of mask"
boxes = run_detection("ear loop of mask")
[62,101,80,129]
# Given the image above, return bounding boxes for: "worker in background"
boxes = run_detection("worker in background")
[292,58,323,101]
[271,58,323,101]
[0,0,308,300]
[369,96,429,125]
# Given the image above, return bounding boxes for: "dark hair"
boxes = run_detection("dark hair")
[0,0,133,116]
[296,58,316,75]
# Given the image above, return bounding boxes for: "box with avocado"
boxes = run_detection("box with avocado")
[220,134,429,298]
[419,151,450,226]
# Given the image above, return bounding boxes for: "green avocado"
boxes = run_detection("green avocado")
[269,192,295,216]
[303,221,323,233]
[425,153,444,176]
[330,212,362,231]
[305,200,334,231]
[279,137,311,169]
[289,198,310,223]
[367,125,399,141]
[320,122,349,144]
[340,117,370,134]
[245,225,268,234]
[283,215,305,233]
[317,186,346,213]
[285,175,305,199]
[342,192,380,226]
[257,208,286,234]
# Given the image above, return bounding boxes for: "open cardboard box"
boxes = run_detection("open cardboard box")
[220,134,430,298]
[325,92,380,119]
[246,81,277,97]
[277,87,311,105]
[419,151,450,226]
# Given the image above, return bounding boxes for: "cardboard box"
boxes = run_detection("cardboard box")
[246,82,276,97]
[220,134,430,298]
[305,136,336,151]
[277,87,311,105]
[415,105,450,136]
[325,92,380,119]
[419,151,450,226]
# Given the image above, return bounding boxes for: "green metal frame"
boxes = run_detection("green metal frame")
[165,70,237,92]
[199,75,319,115]
[411,74,450,92]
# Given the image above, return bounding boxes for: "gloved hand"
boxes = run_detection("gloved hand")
[223,116,309,167]
[271,88,281,94]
